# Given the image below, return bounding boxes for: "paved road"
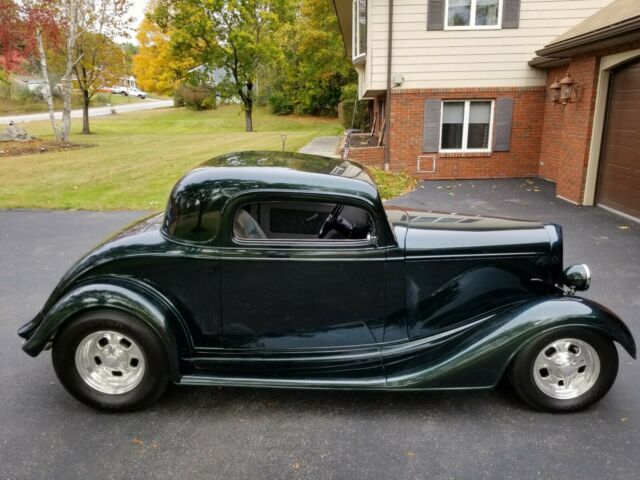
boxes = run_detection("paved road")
[0,99,174,125]
[1,180,638,479]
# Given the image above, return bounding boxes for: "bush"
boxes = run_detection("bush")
[173,84,217,110]
[340,99,370,131]
[339,83,370,130]
[93,93,111,105]
[268,90,295,115]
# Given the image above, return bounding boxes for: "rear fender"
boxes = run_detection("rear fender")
[21,278,191,382]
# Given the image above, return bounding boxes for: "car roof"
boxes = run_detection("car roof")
[173,151,380,202]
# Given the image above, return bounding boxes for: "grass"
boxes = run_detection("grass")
[0,105,345,210]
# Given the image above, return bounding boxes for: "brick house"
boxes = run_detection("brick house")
[333,0,640,221]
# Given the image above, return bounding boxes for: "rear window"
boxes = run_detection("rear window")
[164,190,219,243]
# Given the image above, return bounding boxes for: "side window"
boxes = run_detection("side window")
[164,189,219,242]
[233,201,375,242]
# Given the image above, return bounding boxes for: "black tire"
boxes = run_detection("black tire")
[508,328,618,412]
[52,310,170,411]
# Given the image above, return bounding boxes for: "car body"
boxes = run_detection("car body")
[18,151,636,411]
[110,86,147,98]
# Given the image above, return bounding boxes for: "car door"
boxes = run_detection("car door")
[214,193,387,381]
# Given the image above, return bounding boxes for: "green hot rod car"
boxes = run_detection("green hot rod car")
[18,151,636,411]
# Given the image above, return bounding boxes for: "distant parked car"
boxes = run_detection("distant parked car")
[18,152,636,412]
[110,86,147,99]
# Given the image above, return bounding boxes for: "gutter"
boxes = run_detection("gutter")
[331,0,350,58]
[534,16,640,60]
[384,0,394,171]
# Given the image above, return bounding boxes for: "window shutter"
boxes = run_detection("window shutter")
[427,0,445,31]
[493,97,514,152]
[423,99,442,153]
[502,0,521,29]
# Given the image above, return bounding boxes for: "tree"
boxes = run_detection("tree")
[133,16,194,95]
[72,33,127,134]
[156,0,294,132]
[0,0,25,72]
[27,0,132,141]
[269,0,356,116]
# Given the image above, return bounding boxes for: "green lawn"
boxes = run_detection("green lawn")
[0,105,344,210]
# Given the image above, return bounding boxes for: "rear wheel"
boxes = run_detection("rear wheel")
[52,310,170,411]
[509,328,618,412]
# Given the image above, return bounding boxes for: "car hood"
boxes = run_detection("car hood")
[385,206,558,258]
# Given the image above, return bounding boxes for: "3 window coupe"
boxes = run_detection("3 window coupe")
[18,151,636,411]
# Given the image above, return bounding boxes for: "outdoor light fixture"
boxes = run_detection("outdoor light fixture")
[549,78,561,104]
[559,73,579,105]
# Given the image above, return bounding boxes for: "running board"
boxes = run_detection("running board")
[179,374,387,390]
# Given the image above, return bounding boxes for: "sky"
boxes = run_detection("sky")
[125,0,149,43]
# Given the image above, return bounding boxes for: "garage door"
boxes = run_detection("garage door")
[597,58,640,221]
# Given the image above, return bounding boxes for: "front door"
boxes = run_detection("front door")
[220,196,387,350]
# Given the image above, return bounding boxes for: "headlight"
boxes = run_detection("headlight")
[563,264,591,291]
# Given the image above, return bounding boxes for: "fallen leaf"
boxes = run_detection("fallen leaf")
[406,452,416,458]
[292,462,302,471]
[132,438,144,446]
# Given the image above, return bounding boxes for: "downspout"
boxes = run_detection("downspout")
[383,0,394,171]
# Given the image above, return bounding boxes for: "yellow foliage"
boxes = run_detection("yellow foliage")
[132,17,195,95]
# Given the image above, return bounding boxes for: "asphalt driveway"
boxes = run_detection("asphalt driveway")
[1,179,639,479]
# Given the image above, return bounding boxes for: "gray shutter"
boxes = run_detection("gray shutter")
[423,99,442,153]
[427,0,445,31]
[493,97,514,152]
[502,0,521,29]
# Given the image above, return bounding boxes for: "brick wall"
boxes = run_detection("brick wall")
[387,87,546,180]
[344,145,385,168]
[539,40,640,203]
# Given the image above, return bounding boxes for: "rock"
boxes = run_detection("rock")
[0,122,35,142]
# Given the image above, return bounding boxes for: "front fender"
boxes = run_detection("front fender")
[383,295,636,389]
[21,278,191,382]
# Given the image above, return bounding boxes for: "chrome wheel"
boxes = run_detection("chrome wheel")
[533,338,600,400]
[74,330,146,395]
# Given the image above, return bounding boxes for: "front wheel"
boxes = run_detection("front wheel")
[509,328,618,412]
[52,310,170,411]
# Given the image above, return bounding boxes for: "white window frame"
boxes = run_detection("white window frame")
[439,100,494,153]
[444,0,503,31]
[352,0,366,60]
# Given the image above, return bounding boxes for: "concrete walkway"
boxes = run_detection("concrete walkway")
[298,136,340,158]
[0,99,174,125]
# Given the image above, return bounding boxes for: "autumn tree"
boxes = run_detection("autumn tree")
[73,33,127,134]
[269,0,355,116]
[133,16,194,95]
[155,0,294,132]
[27,0,132,140]
[0,0,25,72]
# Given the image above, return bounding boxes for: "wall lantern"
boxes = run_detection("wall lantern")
[549,78,561,104]
[560,73,580,105]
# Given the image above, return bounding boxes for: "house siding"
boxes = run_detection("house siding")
[365,0,612,92]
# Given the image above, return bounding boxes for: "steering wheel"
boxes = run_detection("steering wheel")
[318,204,344,238]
